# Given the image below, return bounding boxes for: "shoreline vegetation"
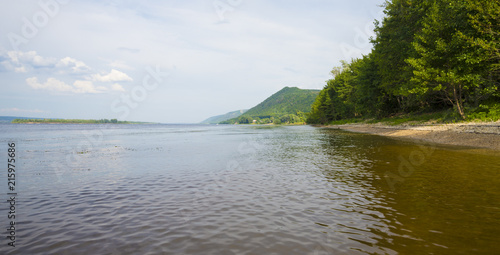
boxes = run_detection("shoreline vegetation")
[11,118,154,124]
[302,1,499,150]
[306,1,499,127]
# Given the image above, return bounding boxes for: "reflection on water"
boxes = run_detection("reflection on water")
[315,128,500,254]
[0,124,499,254]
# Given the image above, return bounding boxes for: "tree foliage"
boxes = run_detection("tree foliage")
[308,0,500,124]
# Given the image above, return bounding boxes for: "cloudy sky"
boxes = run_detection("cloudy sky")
[1,0,385,123]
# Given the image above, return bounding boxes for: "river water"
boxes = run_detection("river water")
[0,124,498,254]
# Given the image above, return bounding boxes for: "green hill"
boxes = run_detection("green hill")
[221,87,320,124]
[245,87,320,117]
[200,109,248,124]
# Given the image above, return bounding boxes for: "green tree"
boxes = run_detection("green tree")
[355,54,389,116]
[372,0,431,111]
[406,0,494,118]
[462,0,500,100]
[308,88,333,124]
[308,0,499,123]
[237,115,252,124]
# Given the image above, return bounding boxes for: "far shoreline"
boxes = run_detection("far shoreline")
[321,122,500,151]
[11,122,152,124]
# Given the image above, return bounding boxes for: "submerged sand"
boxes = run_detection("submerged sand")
[325,122,500,151]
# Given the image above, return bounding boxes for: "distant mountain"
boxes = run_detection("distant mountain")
[200,109,248,124]
[244,87,320,118]
[220,87,320,124]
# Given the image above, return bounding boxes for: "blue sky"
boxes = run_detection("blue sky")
[0,0,385,123]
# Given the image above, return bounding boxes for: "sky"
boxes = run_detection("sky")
[0,0,385,123]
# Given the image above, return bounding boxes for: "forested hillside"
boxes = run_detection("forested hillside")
[308,0,499,124]
[221,87,319,124]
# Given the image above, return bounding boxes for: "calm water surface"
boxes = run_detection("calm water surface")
[0,124,499,254]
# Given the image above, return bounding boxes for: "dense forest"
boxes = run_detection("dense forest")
[308,0,499,124]
[221,87,319,124]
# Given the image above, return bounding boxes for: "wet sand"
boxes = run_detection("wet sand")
[325,122,500,151]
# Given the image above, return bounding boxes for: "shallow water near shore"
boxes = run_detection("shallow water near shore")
[0,124,499,254]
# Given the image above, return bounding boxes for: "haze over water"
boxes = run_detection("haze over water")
[0,124,499,254]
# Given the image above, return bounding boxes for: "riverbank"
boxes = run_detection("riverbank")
[324,122,500,150]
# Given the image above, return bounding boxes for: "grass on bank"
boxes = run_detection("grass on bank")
[325,103,500,126]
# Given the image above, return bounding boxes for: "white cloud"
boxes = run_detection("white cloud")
[73,80,101,93]
[2,50,131,95]
[91,69,133,82]
[26,77,105,94]
[1,51,92,74]
[7,51,57,67]
[57,57,91,73]
[1,51,56,72]
[27,77,74,92]
[111,83,126,92]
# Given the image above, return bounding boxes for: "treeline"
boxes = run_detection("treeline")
[220,112,308,125]
[12,118,134,124]
[308,0,499,124]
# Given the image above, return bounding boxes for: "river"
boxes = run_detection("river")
[0,124,498,254]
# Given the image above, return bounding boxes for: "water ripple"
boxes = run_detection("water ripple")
[1,125,499,254]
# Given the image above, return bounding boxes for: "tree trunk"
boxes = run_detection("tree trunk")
[453,85,466,119]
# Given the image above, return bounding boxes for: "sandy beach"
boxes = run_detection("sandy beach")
[325,122,500,151]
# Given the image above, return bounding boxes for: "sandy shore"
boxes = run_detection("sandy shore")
[325,122,500,151]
